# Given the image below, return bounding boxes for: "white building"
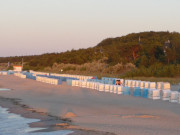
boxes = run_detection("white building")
[13,65,23,72]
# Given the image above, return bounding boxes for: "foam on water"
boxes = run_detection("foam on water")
[0,106,73,135]
[0,88,11,91]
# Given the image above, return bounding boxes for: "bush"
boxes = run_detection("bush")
[124,64,180,77]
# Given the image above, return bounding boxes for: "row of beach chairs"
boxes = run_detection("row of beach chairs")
[0,71,13,76]
[36,76,61,85]
[29,70,94,81]
[14,73,26,78]
[69,79,180,104]
[51,73,93,81]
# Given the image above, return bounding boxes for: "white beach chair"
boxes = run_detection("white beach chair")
[162,90,171,101]
[149,89,160,100]
[98,83,104,92]
[90,82,95,89]
[157,82,163,90]
[81,81,87,88]
[75,80,79,87]
[140,81,145,89]
[109,85,114,93]
[95,82,99,90]
[79,81,82,87]
[54,79,58,85]
[89,82,92,89]
[113,86,117,94]
[149,82,156,89]
[72,80,76,86]
[125,80,128,87]
[169,91,179,103]
[132,80,136,88]
[144,82,150,89]
[104,84,110,92]
[135,81,141,87]
[163,82,171,90]
[117,86,123,94]
[127,80,132,87]
[86,82,90,88]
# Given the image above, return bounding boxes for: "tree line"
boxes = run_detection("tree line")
[1,31,180,77]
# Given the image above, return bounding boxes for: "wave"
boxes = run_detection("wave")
[0,106,73,135]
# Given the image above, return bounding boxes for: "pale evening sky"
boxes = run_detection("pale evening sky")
[0,0,180,57]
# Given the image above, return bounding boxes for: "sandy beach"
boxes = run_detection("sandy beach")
[0,75,180,135]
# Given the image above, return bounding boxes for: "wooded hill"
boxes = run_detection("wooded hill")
[1,31,180,77]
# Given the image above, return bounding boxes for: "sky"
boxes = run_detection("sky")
[0,0,180,57]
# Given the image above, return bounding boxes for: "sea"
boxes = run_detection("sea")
[0,106,73,135]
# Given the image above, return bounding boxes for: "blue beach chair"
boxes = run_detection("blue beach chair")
[133,87,141,97]
[142,88,149,98]
[123,87,131,95]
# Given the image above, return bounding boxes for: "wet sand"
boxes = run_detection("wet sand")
[0,75,180,135]
[0,96,113,135]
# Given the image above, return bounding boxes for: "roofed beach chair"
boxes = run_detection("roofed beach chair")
[169,91,179,103]
[104,84,110,92]
[109,85,114,93]
[98,83,104,92]
[162,90,171,101]
[123,87,130,95]
[117,86,123,94]
[133,87,141,97]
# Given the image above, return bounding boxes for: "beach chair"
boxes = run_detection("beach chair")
[109,85,114,93]
[132,80,136,88]
[125,80,128,87]
[98,83,104,92]
[157,82,163,90]
[104,84,110,92]
[140,81,145,89]
[135,81,141,88]
[90,82,95,89]
[133,87,141,97]
[163,82,171,90]
[123,87,130,95]
[169,91,179,103]
[72,80,76,86]
[117,86,123,94]
[149,82,156,89]
[127,80,132,87]
[144,82,150,89]
[79,80,82,87]
[113,85,117,94]
[81,81,87,88]
[149,89,160,100]
[162,90,171,101]
[95,82,99,90]
[142,88,148,98]
[86,82,90,88]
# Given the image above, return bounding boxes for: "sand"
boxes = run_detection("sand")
[0,75,180,135]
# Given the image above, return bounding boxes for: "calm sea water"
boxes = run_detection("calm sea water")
[0,106,73,135]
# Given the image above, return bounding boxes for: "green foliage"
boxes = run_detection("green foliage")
[1,31,180,77]
[80,67,86,71]
[124,64,180,77]
[7,66,13,70]
[63,66,76,72]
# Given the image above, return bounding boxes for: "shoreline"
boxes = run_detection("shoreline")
[0,96,115,135]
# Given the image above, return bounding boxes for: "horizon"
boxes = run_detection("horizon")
[1,0,180,57]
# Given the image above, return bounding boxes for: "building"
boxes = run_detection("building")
[13,65,23,72]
